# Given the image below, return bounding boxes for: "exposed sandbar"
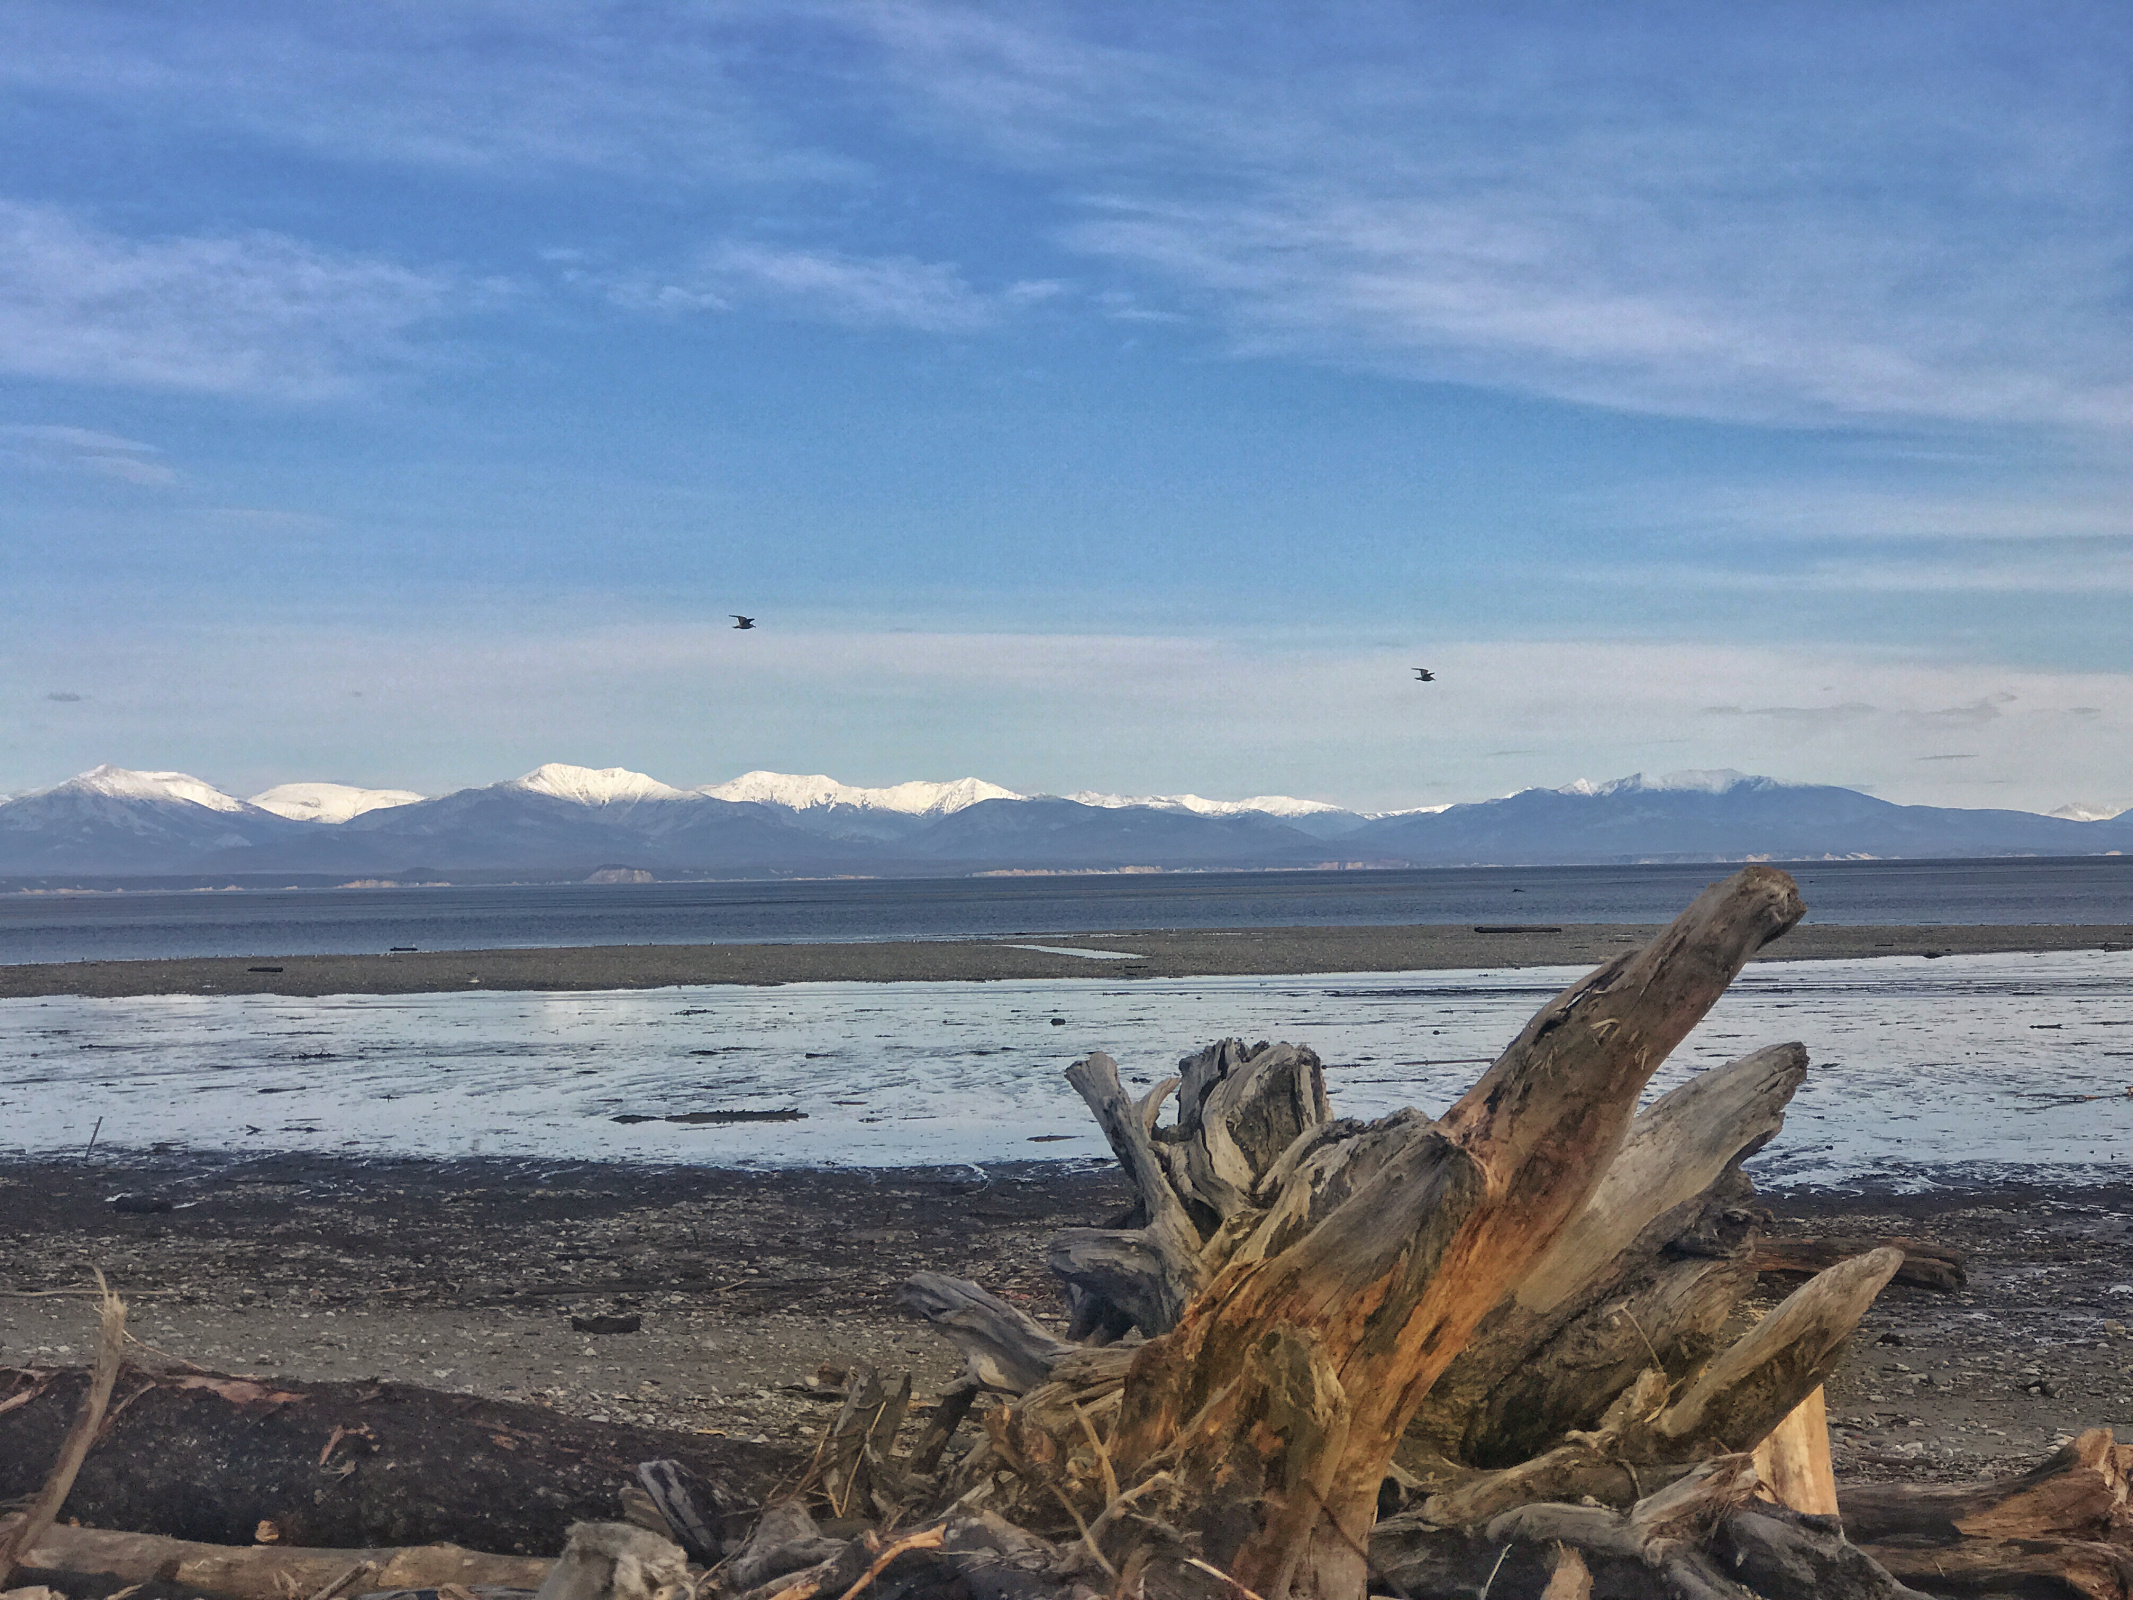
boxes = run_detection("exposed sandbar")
[3,920,2127,999]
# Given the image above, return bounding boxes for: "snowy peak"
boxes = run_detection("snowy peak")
[702,770,1021,816]
[510,764,690,806]
[250,782,426,824]
[1552,770,1777,799]
[51,764,246,813]
[1066,790,1351,819]
[2052,801,2128,822]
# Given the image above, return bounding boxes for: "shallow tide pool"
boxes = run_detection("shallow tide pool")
[4,949,2130,1189]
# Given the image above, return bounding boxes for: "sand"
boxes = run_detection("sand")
[4,920,2130,999]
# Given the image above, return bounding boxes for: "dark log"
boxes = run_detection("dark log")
[1095,867,1805,1600]
[0,1364,795,1557]
[1841,1427,2133,1546]
[1752,1237,1967,1293]
[1371,1459,1930,1599]
[1861,1538,2133,1599]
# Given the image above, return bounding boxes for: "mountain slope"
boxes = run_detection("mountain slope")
[0,766,306,873]
[1350,772,2108,865]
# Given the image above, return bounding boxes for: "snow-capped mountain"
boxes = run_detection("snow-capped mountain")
[509,764,692,806]
[3,760,2128,879]
[1551,769,1773,798]
[1065,789,1370,840]
[0,765,304,873]
[1349,771,2114,864]
[250,782,426,824]
[703,771,1020,815]
[2051,801,2128,822]
[62,764,249,813]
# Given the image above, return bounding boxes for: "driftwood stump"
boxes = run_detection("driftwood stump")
[902,868,1984,1600]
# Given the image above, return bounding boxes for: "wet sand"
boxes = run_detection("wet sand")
[5,920,2130,999]
[5,1152,2131,1485]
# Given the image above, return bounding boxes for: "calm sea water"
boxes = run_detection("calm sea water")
[3,857,2129,965]
[6,950,2130,1188]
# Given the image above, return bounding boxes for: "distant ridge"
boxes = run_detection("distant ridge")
[0,762,2125,879]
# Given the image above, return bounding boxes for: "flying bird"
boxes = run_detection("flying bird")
[1412,667,1435,681]
[731,615,756,630]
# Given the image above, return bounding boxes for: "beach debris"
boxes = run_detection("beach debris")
[530,1522,684,1600]
[1754,1234,1969,1291]
[608,1111,804,1126]
[0,1275,125,1591]
[571,1314,642,1335]
[107,1194,173,1214]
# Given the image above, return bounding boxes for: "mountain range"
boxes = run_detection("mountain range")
[0,762,2126,881]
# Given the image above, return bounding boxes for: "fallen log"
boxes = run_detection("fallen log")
[0,1519,553,1600]
[1752,1236,1968,1293]
[0,1364,796,1557]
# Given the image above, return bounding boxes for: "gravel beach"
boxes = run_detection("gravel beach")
[5,1152,2132,1487]
[5,919,2129,998]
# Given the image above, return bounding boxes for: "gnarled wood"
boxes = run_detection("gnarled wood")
[1094,867,1806,1600]
[900,1274,1073,1394]
[1406,1044,1804,1468]
[1425,1249,1904,1529]
[1841,1427,2133,1545]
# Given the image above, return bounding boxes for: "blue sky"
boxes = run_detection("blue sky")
[4,2,2130,813]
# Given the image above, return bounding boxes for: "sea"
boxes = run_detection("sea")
[3,855,2130,965]
[5,859,2129,1187]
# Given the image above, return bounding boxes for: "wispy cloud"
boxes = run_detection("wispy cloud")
[1,421,180,486]
[0,1,842,186]
[0,202,459,398]
[864,8,2133,431]
[599,243,1061,333]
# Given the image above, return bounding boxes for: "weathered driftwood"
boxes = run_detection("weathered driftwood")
[1048,868,1809,1600]
[0,1363,791,1556]
[0,1519,553,1600]
[900,1274,1073,1393]
[1753,1236,1968,1293]
[1839,1427,2133,1597]
[1751,1387,1838,1518]
[1407,1040,1804,1473]
[1373,1457,1928,1600]
[1424,1248,1906,1528]
[532,1522,686,1600]
[0,1280,126,1590]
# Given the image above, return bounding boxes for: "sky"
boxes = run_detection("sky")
[3,2,2130,814]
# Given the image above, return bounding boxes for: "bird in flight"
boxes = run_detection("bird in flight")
[1412,667,1435,681]
[731,615,756,630]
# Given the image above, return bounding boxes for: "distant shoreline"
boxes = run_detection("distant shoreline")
[3,920,2126,999]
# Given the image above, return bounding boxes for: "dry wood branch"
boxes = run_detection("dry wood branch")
[900,1276,1070,1394]
[0,1274,126,1590]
